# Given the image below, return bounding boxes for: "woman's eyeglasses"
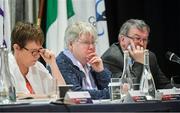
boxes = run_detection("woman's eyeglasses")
[23,47,43,57]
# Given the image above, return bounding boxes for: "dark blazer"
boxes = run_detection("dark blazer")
[101,43,171,89]
[56,52,111,99]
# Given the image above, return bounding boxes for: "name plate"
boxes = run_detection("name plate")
[64,91,92,104]
[129,90,147,102]
[158,88,180,101]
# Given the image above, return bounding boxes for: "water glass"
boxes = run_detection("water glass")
[109,78,121,100]
[171,76,180,88]
[58,85,73,99]
[44,78,58,99]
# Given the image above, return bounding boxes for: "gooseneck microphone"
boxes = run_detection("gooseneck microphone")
[166,51,180,64]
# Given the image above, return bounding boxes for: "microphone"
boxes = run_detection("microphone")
[166,51,180,64]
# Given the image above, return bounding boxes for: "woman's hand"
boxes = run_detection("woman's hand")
[39,49,56,66]
[87,51,104,72]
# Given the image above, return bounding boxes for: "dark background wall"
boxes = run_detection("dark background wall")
[104,0,180,79]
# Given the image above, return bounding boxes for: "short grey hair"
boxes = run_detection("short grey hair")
[118,19,150,37]
[64,21,97,48]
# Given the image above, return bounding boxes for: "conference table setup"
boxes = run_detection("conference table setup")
[1,88,180,112]
[1,0,180,112]
[0,99,180,112]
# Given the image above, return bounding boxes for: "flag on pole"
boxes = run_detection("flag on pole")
[95,0,109,56]
[46,0,109,56]
[46,0,74,56]
[0,0,11,50]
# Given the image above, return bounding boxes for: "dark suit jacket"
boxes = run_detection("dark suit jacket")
[101,42,171,89]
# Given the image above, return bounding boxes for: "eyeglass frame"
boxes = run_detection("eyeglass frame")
[76,39,97,46]
[23,47,43,57]
[124,35,150,44]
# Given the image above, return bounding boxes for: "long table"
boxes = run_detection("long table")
[0,100,180,112]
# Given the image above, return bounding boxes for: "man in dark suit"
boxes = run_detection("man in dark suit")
[102,19,171,89]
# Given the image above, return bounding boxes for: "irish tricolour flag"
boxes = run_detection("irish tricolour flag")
[46,0,109,56]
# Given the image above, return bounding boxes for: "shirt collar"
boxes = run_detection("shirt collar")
[63,49,91,72]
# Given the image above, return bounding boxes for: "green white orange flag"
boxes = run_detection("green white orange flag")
[46,0,109,56]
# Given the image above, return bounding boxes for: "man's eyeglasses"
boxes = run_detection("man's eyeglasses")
[125,35,149,43]
[23,47,43,57]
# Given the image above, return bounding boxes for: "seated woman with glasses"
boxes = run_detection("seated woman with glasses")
[9,21,66,97]
[102,19,171,89]
[52,21,111,99]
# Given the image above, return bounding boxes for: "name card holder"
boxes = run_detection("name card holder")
[64,91,92,104]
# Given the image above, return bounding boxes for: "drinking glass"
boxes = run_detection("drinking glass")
[171,76,180,88]
[58,85,73,99]
[109,78,121,100]
[44,78,58,99]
